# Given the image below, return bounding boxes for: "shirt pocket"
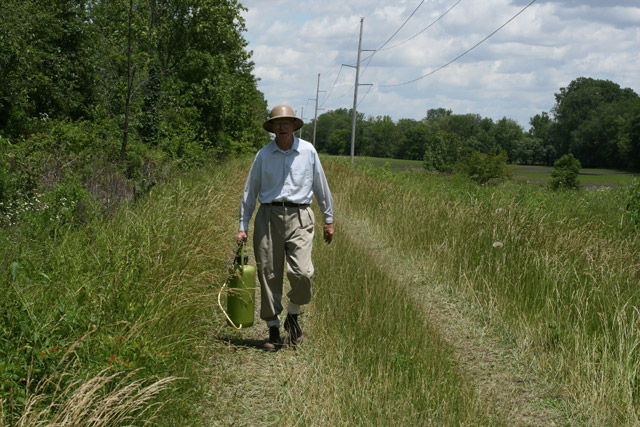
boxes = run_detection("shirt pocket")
[290,167,312,187]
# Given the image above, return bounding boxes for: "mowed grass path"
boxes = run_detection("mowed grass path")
[315,158,640,425]
[204,157,587,425]
[206,158,498,425]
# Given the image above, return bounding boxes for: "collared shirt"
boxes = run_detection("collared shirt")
[239,137,334,232]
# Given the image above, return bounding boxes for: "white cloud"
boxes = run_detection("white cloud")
[239,0,640,128]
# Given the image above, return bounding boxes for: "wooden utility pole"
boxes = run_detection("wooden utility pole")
[299,107,304,138]
[346,18,373,164]
[312,73,320,146]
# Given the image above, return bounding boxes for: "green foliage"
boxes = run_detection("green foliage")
[457,150,513,185]
[549,153,581,190]
[396,121,430,160]
[41,174,98,228]
[626,180,640,228]
[0,0,95,136]
[549,77,640,169]
[361,115,399,158]
[0,161,242,424]
[327,158,640,424]
[423,130,463,172]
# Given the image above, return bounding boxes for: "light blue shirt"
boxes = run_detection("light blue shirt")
[239,137,334,231]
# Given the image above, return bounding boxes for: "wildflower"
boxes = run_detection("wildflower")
[493,241,504,248]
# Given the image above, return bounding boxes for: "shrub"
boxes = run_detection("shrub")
[423,130,463,173]
[627,179,640,228]
[549,153,581,190]
[457,150,512,185]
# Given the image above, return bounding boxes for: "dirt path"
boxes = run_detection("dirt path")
[340,211,568,426]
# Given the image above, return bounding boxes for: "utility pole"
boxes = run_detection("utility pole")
[298,107,304,138]
[345,18,373,165]
[313,74,320,147]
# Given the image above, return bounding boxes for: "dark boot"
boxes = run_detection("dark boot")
[264,326,281,352]
[284,313,303,346]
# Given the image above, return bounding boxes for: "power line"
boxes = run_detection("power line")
[360,0,460,79]
[358,84,374,107]
[360,0,426,74]
[374,0,425,53]
[377,0,464,52]
[321,1,429,111]
[379,0,538,88]
[320,65,345,108]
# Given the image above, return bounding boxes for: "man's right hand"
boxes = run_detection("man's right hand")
[236,231,248,244]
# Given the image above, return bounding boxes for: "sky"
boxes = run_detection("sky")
[238,0,640,130]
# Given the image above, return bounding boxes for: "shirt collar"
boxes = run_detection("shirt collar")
[270,136,300,153]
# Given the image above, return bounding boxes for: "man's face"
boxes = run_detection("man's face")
[272,118,296,140]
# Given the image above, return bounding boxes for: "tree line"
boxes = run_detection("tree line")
[1,0,271,227]
[302,77,640,172]
[0,0,268,162]
[2,0,639,231]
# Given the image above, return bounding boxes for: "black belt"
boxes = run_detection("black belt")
[263,201,308,208]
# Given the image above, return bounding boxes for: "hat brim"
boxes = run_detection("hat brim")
[263,117,304,133]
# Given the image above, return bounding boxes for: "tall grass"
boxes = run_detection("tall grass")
[0,159,247,425]
[323,158,640,425]
[289,222,501,425]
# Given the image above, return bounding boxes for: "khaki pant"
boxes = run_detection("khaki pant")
[253,204,315,322]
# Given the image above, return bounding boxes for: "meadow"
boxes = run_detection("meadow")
[354,156,639,187]
[2,155,639,425]
[309,157,640,425]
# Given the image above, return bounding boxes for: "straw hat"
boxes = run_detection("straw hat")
[263,105,304,133]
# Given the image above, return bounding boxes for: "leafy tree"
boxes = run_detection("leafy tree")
[361,115,399,158]
[438,113,485,141]
[326,128,351,155]
[549,153,581,190]
[0,0,95,136]
[306,109,352,153]
[490,117,523,162]
[395,120,429,160]
[85,0,266,160]
[423,129,462,172]
[529,112,552,142]
[549,77,639,167]
[457,150,512,185]
[512,137,542,165]
[616,106,640,171]
[525,112,556,165]
[424,108,452,122]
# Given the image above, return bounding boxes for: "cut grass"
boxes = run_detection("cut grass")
[291,220,501,426]
[321,157,640,425]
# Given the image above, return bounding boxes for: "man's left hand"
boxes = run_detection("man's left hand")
[323,224,334,244]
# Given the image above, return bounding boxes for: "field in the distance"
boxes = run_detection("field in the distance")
[349,156,639,187]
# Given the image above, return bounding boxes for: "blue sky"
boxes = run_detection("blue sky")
[239,0,640,129]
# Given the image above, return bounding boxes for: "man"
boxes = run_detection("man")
[236,105,334,351]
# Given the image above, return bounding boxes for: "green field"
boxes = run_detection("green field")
[3,156,640,425]
[351,156,639,188]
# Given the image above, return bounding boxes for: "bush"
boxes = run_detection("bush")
[627,179,640,228]
[457,150,512,185]
[423,130,463,173]
[549,153,581,190]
